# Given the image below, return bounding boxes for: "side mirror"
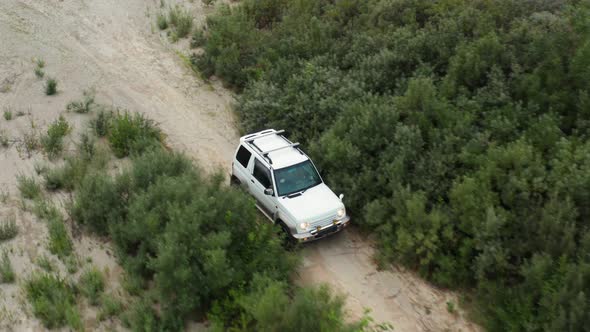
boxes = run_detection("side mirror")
[339,194,344,201]
[264,188,274,196]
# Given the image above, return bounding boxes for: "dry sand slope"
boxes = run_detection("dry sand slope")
[0,0,479,331]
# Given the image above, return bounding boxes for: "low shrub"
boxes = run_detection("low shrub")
[44,78,58,96]
[41,116,71,159]
[92,109,113,137]
[98,293,123,321]
[190,28,206,48]
[35,67,45,79]
[17,175,41,200]
[79,267,104,305]
[3,109,12,121]
[0,217,18,242]
[47,216,73,259]
[107,111,162,158]
[157,13,168,30]
[66,89,95,114]
[36,255,55,272]
[168,5,193,38]
[24,273,81,330]
[0,251,15,283]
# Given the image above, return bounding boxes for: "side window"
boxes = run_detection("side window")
[253,159,272,188]
[236,145,252,168]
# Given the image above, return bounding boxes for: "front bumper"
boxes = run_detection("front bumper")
[291,215,351,243]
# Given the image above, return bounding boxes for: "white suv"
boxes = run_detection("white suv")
[231,129,350,242]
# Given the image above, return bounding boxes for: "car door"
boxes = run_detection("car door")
[233,145,252,187]
[248,158,276,220]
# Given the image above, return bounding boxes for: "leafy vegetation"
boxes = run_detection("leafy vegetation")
[25,273,81,330]
[66,89,96,114]
[44,78,58,96]
[157,12,168,30]
[167,5,193,39]
[0,217,18,242]
[3,109,12,121]
[79,267,105,305]
[0,251,15,283]
[47,215,73,260]
[41,115,71,159]
[65,114,373,330]
[198,0,590,330]
[17,175,41,200]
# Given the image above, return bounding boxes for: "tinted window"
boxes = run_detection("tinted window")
[253,159,272,188]
[236,145,252,168]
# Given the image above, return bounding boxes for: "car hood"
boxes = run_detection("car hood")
[278,183,342,221]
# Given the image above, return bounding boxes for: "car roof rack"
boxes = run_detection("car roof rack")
[262,143,300,156]
[244,129,285,142]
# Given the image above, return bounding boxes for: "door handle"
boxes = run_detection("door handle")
[250,179,255,183]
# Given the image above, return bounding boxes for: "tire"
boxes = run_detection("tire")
[230,174,240,187]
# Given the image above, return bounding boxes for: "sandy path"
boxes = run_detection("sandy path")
[0,1,479,331]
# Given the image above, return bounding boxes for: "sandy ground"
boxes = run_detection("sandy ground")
[0,0,480,331]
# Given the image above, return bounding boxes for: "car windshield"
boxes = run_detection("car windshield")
[274,160,322,196]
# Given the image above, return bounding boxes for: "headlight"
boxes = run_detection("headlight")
[299,222,309,230]
[337,208,346,218]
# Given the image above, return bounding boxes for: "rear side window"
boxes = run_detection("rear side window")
[253,159,272,188]
[236,145,252,168]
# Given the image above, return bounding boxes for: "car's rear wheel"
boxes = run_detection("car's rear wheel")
[230,174,240,187]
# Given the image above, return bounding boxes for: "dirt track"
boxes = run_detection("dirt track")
[0,1,479,331]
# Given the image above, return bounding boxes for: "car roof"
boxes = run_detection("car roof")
[240,130,308,169]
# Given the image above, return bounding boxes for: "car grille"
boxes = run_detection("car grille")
[310,212,338,230]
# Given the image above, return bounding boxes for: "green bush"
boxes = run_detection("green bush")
[190,28,206,48]
[24,273,80,330]
[0,251,15,283]
[168,5,193,38]
[98,293,123,321]
[47,216,73,260]
[3,109,12,120]
[0,217,18,242]
[79,267,104,305]
[41,115,71,159]
[17,175,41,200]
[107,111,162,158]
[157,13,168,30]
[44,78,58,96]
[200,0,590,330]
[92,109,113,137]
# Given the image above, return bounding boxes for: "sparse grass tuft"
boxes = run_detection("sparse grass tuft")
[47,216,73,260]
[168,5,193,38]
[36,58,45,68]
[41,115,71,159]
[0,251,15,283]
[17,175,41,200]
[157,13,168,30]
[44,78,58,96]
[0,217,18,242]
[35,67,45,79]
[36,255,55,272]
[25,273,81,330]
[0,130,9,148]
[99,293,123,321]
[79,267,105,305]
[66,89,95,114]
[3,109,13,121]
